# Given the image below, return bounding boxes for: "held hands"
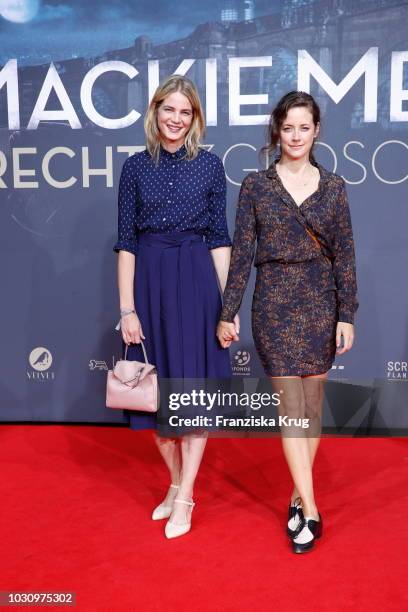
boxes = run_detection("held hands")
[216,318,355,353]
[336,322,354,355]
[217,314,240,349]
[121,312,145,345]
[121,314,353,352]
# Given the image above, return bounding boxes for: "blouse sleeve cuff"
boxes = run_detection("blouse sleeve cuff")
[206,236,232,250]
[338,307,355,325]
[113,240,138,256]
[219,306,236,323]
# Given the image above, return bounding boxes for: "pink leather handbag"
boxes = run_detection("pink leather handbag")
[106,341,158,412]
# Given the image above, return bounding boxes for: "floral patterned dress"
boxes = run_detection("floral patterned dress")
[220,160,358,377]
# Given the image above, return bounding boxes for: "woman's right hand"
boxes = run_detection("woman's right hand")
[217,320,239,349]
[121,312,145,345]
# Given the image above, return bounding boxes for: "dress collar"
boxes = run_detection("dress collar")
[266,157,330,184]
[160,143,187,159]
[265,157,330,210]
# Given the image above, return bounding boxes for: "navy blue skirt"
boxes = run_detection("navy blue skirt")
[123,231,231,430]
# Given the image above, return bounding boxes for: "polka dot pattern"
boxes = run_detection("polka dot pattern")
[113,145,232,255]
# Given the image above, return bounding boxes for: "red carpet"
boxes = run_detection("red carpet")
[1,425,407,611]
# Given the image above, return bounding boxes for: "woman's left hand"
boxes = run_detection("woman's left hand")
[336,322,355,355]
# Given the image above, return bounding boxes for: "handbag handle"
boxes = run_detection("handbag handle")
[124,340,149,364]
[115,317,150,363]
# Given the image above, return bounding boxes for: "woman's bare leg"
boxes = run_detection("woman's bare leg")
[169,434,208,524]
[153,434,181,505]
[290,373,327,504]
[270,376,318,519]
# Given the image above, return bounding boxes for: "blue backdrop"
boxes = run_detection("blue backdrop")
[1,0,407,431]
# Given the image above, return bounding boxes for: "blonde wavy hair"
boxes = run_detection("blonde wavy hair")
[144,74,205,162]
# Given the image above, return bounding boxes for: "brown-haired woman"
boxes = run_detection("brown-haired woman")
[114,75,235,539]
[217,91,358,553]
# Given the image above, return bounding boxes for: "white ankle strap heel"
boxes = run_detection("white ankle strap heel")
[151,484,180,521]
[174,499,195,507]
[165,499,195,539]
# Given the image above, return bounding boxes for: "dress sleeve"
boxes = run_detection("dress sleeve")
[219,173,257,322]
[332,179,358,324]
[113,157,139,255]
[205,156,232,249]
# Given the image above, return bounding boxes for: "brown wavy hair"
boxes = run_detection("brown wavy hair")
[144,74,205,163]
[262,91,321,162]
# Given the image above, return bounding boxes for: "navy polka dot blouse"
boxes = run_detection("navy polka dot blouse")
[113,144,232,255]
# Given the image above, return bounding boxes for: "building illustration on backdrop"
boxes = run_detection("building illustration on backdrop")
[0,0,407,130]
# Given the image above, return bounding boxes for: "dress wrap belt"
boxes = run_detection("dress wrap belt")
[138,231,205,378]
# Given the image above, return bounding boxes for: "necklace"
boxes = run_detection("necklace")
[276,164,316,188]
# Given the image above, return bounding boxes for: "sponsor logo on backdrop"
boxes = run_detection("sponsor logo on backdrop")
[232,349,251,376]
[27,347,55,381]
[331,365,345,370]
[89,359,108,371]
[386,361,407,381]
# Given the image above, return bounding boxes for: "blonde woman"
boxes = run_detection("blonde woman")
[113,75,235,539]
